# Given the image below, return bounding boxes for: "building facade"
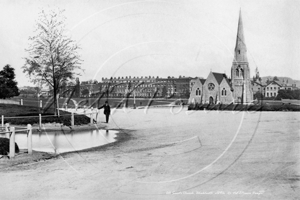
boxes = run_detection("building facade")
[265,81,282,98]
[189,72,233,104]
[86,76,192,98]
[251,81,265,97]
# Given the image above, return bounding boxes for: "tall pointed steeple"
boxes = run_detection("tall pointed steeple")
[234,9,248,62]
[231,9,252,104]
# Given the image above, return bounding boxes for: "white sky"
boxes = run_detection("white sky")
[0,0,299,87]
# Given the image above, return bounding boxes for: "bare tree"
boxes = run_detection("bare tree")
[23,9,82,115]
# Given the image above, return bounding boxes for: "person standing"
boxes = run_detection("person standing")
[98,101,111,123]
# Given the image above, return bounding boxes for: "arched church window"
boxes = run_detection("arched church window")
[240,68,244,78]
[221,88,226,96]
[238,50,240,54]
[236,68,239,77]
[196,88,201,96]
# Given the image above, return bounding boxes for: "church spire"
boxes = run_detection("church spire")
[234,9,248,62]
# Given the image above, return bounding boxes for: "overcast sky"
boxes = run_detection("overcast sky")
[0,0,299,87]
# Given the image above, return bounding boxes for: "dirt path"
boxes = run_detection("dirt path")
[1,108,299,200]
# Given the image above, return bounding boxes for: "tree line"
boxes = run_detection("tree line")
[0,65,19,99]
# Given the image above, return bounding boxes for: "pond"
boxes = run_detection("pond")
[0,129,118,154]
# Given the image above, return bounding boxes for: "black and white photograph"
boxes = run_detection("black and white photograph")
[0,0,299,199]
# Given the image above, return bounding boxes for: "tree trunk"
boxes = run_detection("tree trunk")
[52,63,58,116]
[53,83,57,116]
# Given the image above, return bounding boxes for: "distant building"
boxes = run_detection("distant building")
[250,77,299,99]
[189,10,253,104]
[279,79,298,91]
[100,76,158,98]
[251,81,265,96]
[19,86,37,97]
[157,76,190,98]
[98,76,191,98]
[265,81,282,98]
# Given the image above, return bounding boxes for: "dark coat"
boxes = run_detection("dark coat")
[99,104,111,115]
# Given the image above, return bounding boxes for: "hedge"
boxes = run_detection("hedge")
[188,103,300,112]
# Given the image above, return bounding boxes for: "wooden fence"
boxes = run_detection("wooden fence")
[0,123,32,158]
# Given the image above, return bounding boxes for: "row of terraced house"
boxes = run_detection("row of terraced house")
[76,76,191,99]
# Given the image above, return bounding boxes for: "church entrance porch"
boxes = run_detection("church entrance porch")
[237,97,241,103]
[209,96,214,104]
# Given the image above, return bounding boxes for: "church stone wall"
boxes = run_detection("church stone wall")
[219,79,233,104]
[188,78,203,104]
[231,62,252,103]
[203,73,219,104]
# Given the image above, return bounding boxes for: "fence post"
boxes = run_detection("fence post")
[5,123,10,138]
[1,115,4,127]
[20,99,23,105]
[9,127,15,158]
[133,90,136,109]
[64,103,67,110]
[95,108,99,123]
[27,124,32,154]
[39,114,42,130]
[71,112,74,128]
[90,107,93,124]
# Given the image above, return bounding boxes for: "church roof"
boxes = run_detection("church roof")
[200,78,206,84]
[212,72,228,84]
[211,72,233,91]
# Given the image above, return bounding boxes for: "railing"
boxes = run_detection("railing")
[1,106,99,131]
[66,107,99,128]
[0,99,19,105]
[0,123,32,158]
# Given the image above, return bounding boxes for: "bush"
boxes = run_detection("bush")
[0,138,20,155]
[276,89,300,100]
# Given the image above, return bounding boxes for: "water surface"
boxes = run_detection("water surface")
[0,129,118,154]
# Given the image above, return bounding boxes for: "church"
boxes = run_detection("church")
[189,10,253,104]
